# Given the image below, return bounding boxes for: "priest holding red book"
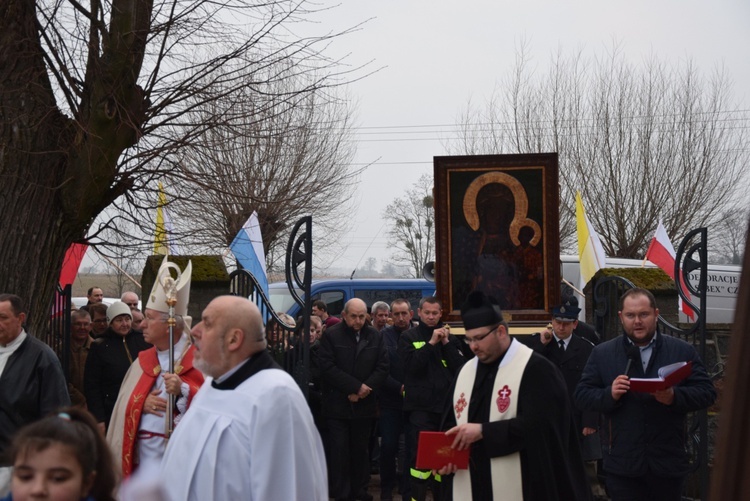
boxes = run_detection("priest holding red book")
[437,290,591,501]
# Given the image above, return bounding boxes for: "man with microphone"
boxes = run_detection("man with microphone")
[575,288,716,500]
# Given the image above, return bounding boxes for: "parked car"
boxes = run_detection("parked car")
[268,278,436,318]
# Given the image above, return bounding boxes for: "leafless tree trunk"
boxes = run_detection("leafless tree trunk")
[448,43,749,259]
[382,174,436,278]
[0,0,355,335]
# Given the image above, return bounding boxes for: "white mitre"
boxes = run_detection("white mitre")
[146,256,193,327]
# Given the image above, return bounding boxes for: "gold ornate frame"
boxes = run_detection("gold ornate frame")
[433,154,560,323]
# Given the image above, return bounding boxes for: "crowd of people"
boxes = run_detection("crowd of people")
[0,264,717,501]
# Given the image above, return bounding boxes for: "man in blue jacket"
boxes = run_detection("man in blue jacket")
[575,288,716,500]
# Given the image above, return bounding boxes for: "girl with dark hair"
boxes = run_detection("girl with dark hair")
[1,407,116,501]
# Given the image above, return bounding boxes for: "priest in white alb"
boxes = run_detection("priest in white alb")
[107,257,204,478]
[437,290,592,501]
[159,295,328,501]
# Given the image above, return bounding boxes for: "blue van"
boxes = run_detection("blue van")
[268,278,436,318]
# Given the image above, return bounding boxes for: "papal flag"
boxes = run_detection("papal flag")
[230,211,269,297]
[575,191,607,287]
[154,182,180,255]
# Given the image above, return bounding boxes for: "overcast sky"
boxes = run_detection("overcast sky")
[305,0,750,275]
[79,1,750,281]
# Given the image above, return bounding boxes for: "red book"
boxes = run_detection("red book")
[415,431,470,470]
[629,361,693,392]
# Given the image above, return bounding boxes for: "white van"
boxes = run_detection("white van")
[560,255,740,324]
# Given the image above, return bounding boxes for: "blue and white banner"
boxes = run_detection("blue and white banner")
[229,211,268,297]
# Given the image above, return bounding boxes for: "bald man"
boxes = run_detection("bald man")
[159,296,328,501]
[121,291,140,311]
[318,298,389,501]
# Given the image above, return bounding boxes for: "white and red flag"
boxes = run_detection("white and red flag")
[645,221,695,320]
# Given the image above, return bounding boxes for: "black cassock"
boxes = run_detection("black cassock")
[444,349,592,501]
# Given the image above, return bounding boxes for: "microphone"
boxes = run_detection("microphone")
[624,346,640,376]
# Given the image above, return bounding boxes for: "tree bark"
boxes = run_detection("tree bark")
[0,0,147,335]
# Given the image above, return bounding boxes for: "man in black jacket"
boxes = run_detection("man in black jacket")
[519,300,603,496]
[575,288,716,500]
[377,298,413,500]
[319,298,388,501]
[438,291,592,501]
[0,294,70,496]
[399,296,466,501]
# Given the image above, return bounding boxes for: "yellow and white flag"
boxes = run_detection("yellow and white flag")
[154,182,179,255]
[575,191,606,286]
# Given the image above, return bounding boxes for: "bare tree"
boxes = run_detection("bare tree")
[711,207,749,265]
[382,174,436,278]
[448,43,749,259]
[97,222,144,297]
[168,68,360,274]
[0,0,357,334]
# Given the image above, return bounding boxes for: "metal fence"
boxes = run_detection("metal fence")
[48,283,72,381]
[229,216,314,399]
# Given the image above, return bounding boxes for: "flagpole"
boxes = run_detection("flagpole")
[562,278,585,298]
[91,248,142,289]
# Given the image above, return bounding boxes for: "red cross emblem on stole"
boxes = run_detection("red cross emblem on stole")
[455,392,467,419]
[496,385,512,413]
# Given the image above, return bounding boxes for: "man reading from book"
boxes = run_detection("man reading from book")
[436,290,591,501]
[575,288,716,500]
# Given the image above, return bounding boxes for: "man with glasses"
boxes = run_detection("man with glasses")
[437,290,591,501]
[399,296,466,501]
[107,258,202,479]
[575,288,716,500]
[121,291,140,311]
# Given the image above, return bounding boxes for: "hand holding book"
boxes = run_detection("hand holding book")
[629,361,692,393]
[416,431,470,470]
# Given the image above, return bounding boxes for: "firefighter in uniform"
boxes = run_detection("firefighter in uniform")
[399,297,466,501]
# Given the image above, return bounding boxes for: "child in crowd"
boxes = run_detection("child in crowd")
[1,408,116,501]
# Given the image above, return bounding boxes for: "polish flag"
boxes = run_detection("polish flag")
[53,242,88,317]
[59,243,88,286]
[645,222,695,320]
